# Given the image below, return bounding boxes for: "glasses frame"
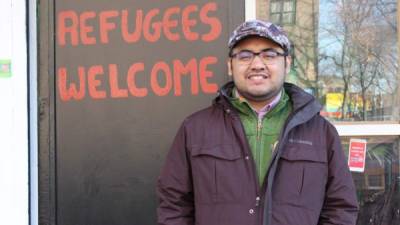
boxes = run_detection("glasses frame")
[230,49,288,65]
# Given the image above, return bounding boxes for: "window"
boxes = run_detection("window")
[318,0,398,122]
[341,136,400,224]
[256,0,400,224]
[270,0,296,25]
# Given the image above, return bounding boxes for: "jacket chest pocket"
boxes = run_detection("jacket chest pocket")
[273,144,328,210]
[190,144,246,204]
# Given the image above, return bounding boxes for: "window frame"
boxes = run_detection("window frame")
[269,0,297,25]
[335,123,400,137]
[245,0,256,20]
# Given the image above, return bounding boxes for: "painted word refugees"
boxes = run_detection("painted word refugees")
[57,2,221,45]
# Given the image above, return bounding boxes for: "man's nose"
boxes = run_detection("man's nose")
[250,55,266,70]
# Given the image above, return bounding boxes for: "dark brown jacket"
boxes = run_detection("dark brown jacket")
[157,82,359,225]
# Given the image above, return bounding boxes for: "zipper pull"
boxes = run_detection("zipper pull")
[257,119,262,140]
[255,196,260,206]
[272,141,279,152]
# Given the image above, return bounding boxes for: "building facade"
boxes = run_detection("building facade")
[0,1,399,224]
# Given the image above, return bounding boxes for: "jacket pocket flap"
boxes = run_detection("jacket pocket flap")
[191,144,242,160]
[280,145,327,163]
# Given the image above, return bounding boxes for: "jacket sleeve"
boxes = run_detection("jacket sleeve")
[157,121,194,225]
[318,124,359,225]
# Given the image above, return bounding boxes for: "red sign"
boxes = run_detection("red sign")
[348,139,367,172]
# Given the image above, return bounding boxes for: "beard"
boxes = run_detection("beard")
[233,77,283,104]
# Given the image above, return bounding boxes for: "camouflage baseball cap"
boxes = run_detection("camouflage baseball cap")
[228,20,291,52]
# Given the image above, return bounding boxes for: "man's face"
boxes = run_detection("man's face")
[227,36,291,105]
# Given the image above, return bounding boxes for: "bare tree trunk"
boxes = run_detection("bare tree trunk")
[312,0,319,99]
[340,18,349,119]
[361,88,367,120]
[341,81,348,119]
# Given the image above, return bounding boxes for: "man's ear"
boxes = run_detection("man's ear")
[285,56,292,74]
[227,59,233,76]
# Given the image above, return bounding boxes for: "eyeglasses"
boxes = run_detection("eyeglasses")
[230,49,288,65]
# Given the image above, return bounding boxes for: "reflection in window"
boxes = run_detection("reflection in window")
[270,0,398,122]
[270,0,296,25]
[342,136,400,224]
[367,174,384,189]
[318,0,398,121]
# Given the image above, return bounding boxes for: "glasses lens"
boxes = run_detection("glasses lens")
[260,50,283,65]
[236,51,254,62]
[261,50,279,59]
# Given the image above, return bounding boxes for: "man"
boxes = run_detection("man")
[157,20,359,225]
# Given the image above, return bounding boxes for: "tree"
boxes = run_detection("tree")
[319,0,397,121]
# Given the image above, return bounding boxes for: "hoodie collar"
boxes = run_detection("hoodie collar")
[216,81,321,113]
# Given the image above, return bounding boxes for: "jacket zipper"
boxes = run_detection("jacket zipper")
[257,118,262,140]
[256,196,261,206]
[262,109,303,225]
[256,117,262,184]
[230,111,262,217]
[260,123,287,225]
[227,107,270,224]
[255,116,264,224]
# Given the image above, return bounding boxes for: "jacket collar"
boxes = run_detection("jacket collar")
[215,81,321,115]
